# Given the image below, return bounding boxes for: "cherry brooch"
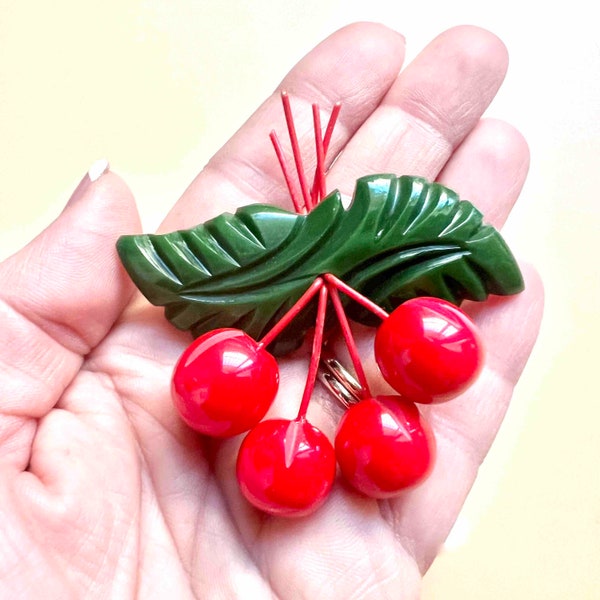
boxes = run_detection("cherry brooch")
[117,92,523,517]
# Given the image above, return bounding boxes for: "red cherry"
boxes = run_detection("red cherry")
[171,328,279,437]
[374,297,483,403]
[236,418,336,517]
[335,395,435,498]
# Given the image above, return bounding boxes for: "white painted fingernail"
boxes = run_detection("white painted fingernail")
[64,159,111,211]
[88,158,110,182]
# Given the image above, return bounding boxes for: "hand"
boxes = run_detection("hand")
[0,23,543,599]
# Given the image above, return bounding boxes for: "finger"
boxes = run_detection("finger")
[215,463,423,599]
[159,22,406,229]
[327,25,509,195]
[382,264,544,572]
[0,163,141,421]
[437,118,530,228]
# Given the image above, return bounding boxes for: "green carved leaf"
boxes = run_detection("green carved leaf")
[117,175,524,355]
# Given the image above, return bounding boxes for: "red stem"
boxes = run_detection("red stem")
[296,284,329,420]
[324,273,389,320]
[310,102,341,205]
[312,104,326,203]
[281,91,312,211]
[269,130,305,214]
[322,102,341,155]
[257,277,324,349]
[327,283,371,398]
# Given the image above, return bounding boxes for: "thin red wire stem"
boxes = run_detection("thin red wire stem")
[324,273,389,321]
[269,130,305,214]
[322,102,341,154]
[280,91,312,211]
[257,277,324,349]
[310,102,341,204]
[326,282,371,399]
[312,104,326,203]
[296,284,329,421]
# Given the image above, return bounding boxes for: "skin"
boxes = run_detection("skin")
[0,23,543,599]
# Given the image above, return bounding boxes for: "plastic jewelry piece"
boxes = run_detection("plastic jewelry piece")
[115,92,523,514]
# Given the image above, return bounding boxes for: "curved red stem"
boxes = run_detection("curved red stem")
[312,104,326,203]
[324,273,389,320]
[257,277,324,349]
[281,91,312,211]
[310,102,341,205]
[327,283,371,399]
[296,283,329,421]
[269,130,305,214]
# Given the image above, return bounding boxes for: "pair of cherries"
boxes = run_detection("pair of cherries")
[171,296,483,517]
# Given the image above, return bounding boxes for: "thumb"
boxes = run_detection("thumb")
[0,160,142,356]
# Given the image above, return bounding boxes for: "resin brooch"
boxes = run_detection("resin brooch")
[117,93,524,517]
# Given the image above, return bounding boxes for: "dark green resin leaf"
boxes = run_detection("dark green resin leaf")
[117,175,523,354]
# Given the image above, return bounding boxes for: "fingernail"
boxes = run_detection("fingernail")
[88,158,110,182]
[65,159,110,209]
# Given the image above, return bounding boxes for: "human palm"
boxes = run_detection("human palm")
[0,23,543,599]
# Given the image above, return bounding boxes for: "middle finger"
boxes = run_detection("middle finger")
[327,25,510,195]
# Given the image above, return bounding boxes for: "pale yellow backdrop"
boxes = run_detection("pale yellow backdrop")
[1,1,599,598]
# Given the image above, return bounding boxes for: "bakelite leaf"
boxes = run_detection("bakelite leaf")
[117,175,523,355]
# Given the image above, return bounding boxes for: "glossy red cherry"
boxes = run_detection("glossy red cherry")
[171,328,279,437]
[335,395,435,498]
[374,297,483,403]
[236,418,336,517]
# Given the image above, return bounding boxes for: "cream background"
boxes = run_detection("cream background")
[1,1,599,598]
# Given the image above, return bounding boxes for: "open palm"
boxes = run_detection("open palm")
[0,23,543,599]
